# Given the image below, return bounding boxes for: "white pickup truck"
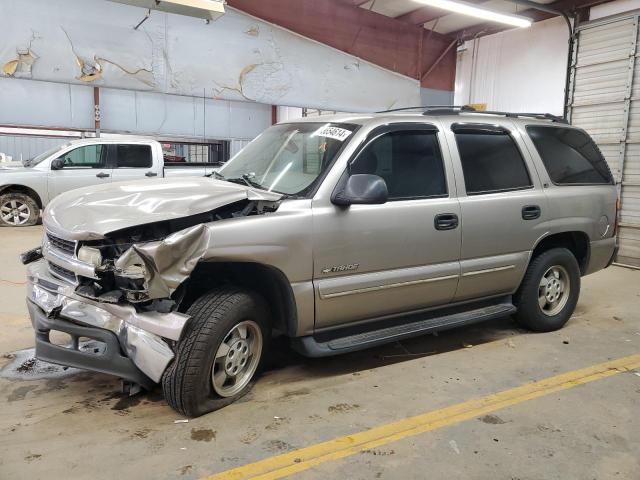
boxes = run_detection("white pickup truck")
[0,137,218,226]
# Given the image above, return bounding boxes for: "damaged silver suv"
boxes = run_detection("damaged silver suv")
[23,107,618,416]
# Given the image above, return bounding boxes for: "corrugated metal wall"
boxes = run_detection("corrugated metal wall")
[230,139,252,158]
[569,13,640,266]
[0,135,70,162]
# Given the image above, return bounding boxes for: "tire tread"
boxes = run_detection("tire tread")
[162,287,265,417]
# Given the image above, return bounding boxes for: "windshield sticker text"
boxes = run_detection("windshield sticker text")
[315,126,352,142]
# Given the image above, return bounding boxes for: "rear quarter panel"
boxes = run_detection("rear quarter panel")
[516,122,618,273]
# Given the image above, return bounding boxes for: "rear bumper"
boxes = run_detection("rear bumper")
[585,237,617,275]
[26,259,189,383]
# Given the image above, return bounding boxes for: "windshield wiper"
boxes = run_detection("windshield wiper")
[226,174,265,191]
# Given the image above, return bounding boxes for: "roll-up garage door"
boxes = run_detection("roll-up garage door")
[569,13,640,267]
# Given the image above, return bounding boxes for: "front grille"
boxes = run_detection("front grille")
[47,233,76,256]
[48,262,77,283]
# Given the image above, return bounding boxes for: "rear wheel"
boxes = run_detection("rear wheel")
[162,288,270,417]
[0,193,39,227]
[514,248,581,332]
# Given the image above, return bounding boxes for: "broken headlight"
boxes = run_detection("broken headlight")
[78,246,103,267]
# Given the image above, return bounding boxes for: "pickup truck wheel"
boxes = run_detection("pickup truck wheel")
[514,248,580,332]
[0,193,39,227]
[162,288,270,417]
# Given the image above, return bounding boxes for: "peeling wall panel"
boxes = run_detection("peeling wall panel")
[0,0,420,113]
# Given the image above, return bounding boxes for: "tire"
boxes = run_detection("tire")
[162,287,270,417]
[0,193,39,227]
[514,248,581,332]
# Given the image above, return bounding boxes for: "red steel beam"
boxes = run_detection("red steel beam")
[227,0,457,90]
[396,6,445,25]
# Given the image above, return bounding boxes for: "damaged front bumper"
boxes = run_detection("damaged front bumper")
[26,260,189,384]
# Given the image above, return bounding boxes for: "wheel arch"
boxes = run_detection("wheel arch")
[0,184,44,209]
[180,261,299,337]
[531,231,590,275]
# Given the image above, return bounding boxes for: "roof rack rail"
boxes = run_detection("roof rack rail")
[376,105,474,114]
[376,105,568,123]
[474,110,567,124]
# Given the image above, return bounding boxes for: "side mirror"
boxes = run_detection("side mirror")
[332,174,388,206]
[51,158,64,170]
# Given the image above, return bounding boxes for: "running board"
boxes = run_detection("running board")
[292,302,516,358]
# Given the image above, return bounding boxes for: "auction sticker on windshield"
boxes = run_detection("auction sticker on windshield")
[314,126,352,141]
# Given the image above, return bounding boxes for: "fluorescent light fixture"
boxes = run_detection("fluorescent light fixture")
[109,0,225,21]
[413,0,532,28]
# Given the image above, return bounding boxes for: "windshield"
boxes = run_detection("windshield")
[219,122,357,195]
[23,144,66,167]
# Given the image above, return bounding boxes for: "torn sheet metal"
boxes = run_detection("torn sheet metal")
[115,224,211,299]
[123,324,174,382]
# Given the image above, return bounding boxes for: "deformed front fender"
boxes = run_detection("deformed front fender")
[114,224,212,300]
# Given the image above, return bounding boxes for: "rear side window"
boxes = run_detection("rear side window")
[349,130,447,200]
[454,125,532,194]
[527,126,613,185]
[114,144,152,168]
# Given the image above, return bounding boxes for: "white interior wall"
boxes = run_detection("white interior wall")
[591,0,640,20]
[454,17,569,115]
[277,106,304,122]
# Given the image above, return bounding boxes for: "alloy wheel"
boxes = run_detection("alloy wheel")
[1,199,31,226]
[538,265,571,316]
[211,320,263,397]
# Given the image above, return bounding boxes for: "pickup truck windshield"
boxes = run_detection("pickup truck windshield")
[219,122,357,195]
[23,145,65,167]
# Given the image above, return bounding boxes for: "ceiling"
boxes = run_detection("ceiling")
[349,0,587,36]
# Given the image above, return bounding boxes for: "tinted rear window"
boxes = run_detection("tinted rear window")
[527,126,613,185]
[114,144,152,168]
[454,128,532,194]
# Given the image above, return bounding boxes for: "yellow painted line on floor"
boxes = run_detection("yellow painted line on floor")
[204,354,640,480]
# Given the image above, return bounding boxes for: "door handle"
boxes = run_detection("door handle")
[96,172,110,179]
[145,171,158,177]
[522,205,541,220]
[434,213,459,230]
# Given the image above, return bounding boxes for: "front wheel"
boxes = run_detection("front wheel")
[514,248,581,332]
[0,193,39,227]
[162,288,270,417]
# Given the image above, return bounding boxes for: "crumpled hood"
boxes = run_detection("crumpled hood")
[44,176,282,240]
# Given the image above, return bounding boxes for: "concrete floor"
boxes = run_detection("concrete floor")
[1,225,639,479]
